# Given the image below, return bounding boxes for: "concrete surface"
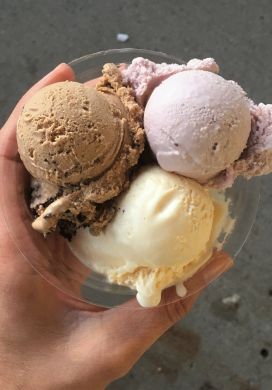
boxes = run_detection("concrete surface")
[1,0,271,389]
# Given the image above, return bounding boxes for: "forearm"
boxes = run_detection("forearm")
[0,365,106,390]
[0,347,108,390]
[0,360,25,390]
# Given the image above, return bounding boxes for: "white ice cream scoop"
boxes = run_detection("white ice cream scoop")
[69,166,228,307]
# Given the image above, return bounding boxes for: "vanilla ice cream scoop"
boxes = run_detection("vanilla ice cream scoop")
[144,70,251,183]
[70,166,229,307]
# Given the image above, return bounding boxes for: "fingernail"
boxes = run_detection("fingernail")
[204,252,234,283]
[53,63,67,71]
[41,63,67,81]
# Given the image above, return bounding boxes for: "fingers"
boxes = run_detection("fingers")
[0,63,75,160]
[3,63,74,130]
[98,252,233,374]
[56,290,108,313]
[84,77,101,88]
[119,63,127,71]
[184,251,234,293]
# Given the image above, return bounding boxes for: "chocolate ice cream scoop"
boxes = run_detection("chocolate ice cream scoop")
[17,65,145,237]
[17,81,126,185]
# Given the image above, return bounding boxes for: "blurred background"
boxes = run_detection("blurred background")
[1,1,271,389]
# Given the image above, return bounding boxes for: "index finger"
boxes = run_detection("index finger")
[84,77,101,88]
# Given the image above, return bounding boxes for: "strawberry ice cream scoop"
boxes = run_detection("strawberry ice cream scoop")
[144,70,251,183]
[124,56,272,187]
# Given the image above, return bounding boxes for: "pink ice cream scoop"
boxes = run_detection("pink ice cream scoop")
[124,56,272,187]
[144,69,251,182]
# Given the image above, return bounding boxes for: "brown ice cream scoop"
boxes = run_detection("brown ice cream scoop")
[17,64,145,237]
[17,81,126,185]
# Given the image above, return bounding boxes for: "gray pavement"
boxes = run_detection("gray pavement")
[1,1,272,389]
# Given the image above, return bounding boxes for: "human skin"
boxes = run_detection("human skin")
[0,64,233,390]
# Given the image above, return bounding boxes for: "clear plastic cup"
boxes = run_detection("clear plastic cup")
[0,49,260,308]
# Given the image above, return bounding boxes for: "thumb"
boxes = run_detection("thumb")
[0,63,74,160]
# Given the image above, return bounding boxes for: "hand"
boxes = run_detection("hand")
[0,64,233,390]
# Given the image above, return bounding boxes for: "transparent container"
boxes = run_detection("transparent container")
[0,49,260,308]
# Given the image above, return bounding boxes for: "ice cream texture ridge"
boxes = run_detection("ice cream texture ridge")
[16,54,272,306]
